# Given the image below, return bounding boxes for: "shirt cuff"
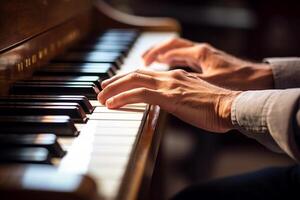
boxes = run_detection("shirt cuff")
[231,90,282,153]
[231,89,300,161]
[264,57,300,89]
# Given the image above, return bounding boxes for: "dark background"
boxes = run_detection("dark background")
[108,0,300,60]
[106,1,299,199]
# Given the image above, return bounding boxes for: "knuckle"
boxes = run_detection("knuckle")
[147,76,157,85]
[139,88,150,97]
[201,42,212,49]
[198,43,212,53]
[166,79,181,90]
[171,69,188,78]
[134,69,143,74]
[168,37,179,45]
[128,72,140,80]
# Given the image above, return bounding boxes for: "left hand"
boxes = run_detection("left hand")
[143,38,274,91]
[98,69,241,133]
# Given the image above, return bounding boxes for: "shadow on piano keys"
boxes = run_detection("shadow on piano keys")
[0,0,179,200]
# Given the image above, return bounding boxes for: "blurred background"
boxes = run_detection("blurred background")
[105,1,299,199]
[106,0,300,60]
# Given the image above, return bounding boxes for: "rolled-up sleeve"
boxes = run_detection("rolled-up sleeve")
[231,89,300,162]
[264,57,300,89]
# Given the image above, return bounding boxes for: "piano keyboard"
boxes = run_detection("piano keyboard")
[0,30,176,199]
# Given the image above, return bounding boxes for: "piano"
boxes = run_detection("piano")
[0,0,180,199]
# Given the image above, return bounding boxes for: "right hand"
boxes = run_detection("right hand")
[143,38,274,91]
[99,69,240,133]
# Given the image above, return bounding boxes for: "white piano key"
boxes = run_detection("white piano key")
[94,106,145,113]
[96,179,121,200]
[89,167,125,179]
[75,123,84,131]
[92,145,131,155]
[89,155,129,167]
[93,135,136,146]
[57,32,177,199]
[90,100,147,108]
[90,112,144,120]
[87,119,142,128]
[58,138,74,146]
[92,127,139,136]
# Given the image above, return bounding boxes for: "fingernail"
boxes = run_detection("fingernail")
[97,93,105,105]
[143,60,149,66]
[101,80,108,89]
[106,98,113,108]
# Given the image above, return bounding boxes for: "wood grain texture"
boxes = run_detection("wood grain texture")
[0,11,91,95]
[92,0,181,33]
[117,105,165,200]
[0,0,92,52]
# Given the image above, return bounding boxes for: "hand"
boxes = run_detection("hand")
[143,38,274,90]
[98,69,241,133]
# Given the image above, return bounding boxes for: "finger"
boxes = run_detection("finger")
[101,68,159,89]
[158,47,202,72]
[105,88,163,109]
[142,45,154,58]
[143,38,194,66]
[159,47,197,63]
[101,72,131,89]
[98,73,158,104]
[168,61,190,68]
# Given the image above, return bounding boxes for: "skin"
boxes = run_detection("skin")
[143,38,274,91]
[98,38,274,133]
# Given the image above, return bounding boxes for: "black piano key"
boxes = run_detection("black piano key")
[0,95,94,114]
[102,29,139,38]
[101,30,138,38]
[96,38,133,46]
[0,102,87,123]
[27,75,104,89]
[15,81,100,91]
[0,134,65,158]
[72,44,128,56]
[0,147,52,164]
[95,41,131,50]
[74,42,129,51]
[48,62,116,76]
[0,101,82,107]
[47,62,117,74]
[99,35,136,42]
[0,116,79,137]
[10,84,99,100]
[53,52,123,67]
[54,62,118,74]
[35,63,114,78]
[98,32,138,47]
[89,33,137,43]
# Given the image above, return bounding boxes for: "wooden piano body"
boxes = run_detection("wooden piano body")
[0,0,180,199]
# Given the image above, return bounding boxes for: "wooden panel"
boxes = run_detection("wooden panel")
[0,11,91,95]
[92,0,181,32]
[0,0,92,52]
[118,105,165,200]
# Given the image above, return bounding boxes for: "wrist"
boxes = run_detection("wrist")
[251,63,274,89]
[218,91,242,132]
